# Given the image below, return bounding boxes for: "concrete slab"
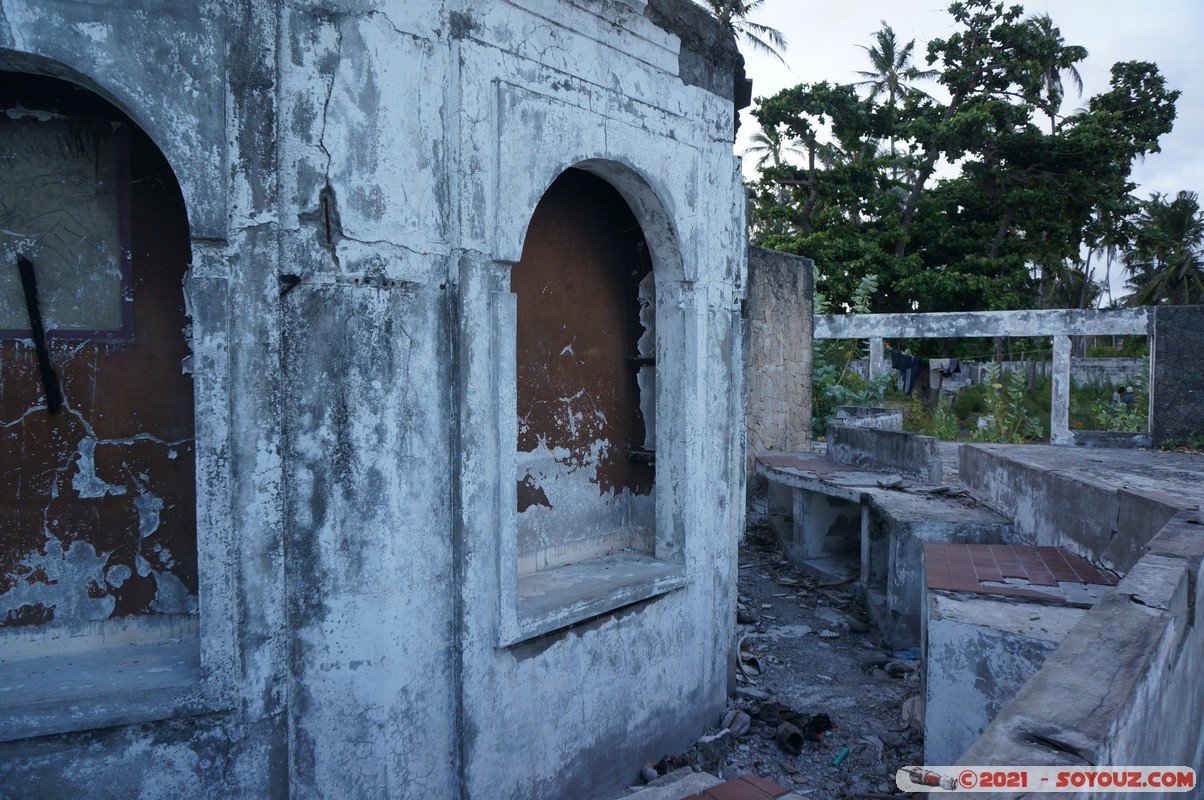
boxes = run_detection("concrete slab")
[922,543,1118,763]
[756,448,1013,648]
[598,769,721,800]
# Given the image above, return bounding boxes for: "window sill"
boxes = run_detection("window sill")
[500,553,686,647]
[0,620,225,742]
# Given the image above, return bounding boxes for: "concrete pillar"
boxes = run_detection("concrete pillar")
[1051,334,1071,445]
[869,337,887,380]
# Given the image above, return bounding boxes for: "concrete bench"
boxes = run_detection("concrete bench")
[755,430,1011,648]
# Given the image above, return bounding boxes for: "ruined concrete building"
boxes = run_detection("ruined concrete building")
[0,1,751,796]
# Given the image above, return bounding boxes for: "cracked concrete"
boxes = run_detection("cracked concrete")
[0,2,750,798]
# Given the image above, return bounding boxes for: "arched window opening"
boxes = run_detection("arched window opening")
[513,168,656,574]
[0,73,196,635]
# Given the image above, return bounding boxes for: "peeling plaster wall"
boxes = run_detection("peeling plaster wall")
[1,1,285,797]
[0,1,747,798]
[455,1,747,796]
[1,80,197,630]
[513,169,656,572]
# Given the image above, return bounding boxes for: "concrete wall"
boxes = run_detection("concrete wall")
[0,2,748,798]
[924,594,1084,766]
[1152,304,1204,444]
[951,447,1204,792]
[959,445,1189,573]
[832,406,903,430]
[846,358,1148,389]
[867,497,1011,649]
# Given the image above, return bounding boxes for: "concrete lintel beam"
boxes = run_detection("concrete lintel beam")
[815,308,1151,340]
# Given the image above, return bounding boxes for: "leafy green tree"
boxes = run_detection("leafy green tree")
[702,0,787,63]
[748,0,1180,322]
[1123,191,1204,306]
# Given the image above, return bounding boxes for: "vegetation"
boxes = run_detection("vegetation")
[1122,191,1204,306]
[812,272,893,436]
[701,0,787,63]
[747,0,1183,319]
[899,363,1150,442]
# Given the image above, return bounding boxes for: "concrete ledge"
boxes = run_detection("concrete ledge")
[1070,430,1152,449]
[829,426,942,484]
[958,445,1194,572]
[504,554,687,646]
[831,406,903,431]
[0,638,211,742]
[611,770,722,800]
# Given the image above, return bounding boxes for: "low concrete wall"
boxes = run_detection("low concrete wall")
[868,497,1012,649]
[829,426,942,484]
[924,594,1085,766]
[956,511,1204,792]
[832,406,903,430]
[958,445,1188,573]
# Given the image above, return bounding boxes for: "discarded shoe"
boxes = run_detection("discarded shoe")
[775,722,805,755]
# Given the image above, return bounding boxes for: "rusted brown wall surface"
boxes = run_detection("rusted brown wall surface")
[514,169,653,498]
[513,169,653,563]
[0,76,196,628]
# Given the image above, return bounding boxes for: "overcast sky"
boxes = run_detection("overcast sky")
[734,0,1204,205]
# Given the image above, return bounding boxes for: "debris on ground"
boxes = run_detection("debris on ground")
[637,524,923,797]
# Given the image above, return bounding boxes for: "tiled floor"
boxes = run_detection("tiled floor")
[924,543,1118,603]
[682,774,795,800]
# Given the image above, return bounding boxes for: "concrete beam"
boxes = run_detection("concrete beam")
[814,308,1151,340]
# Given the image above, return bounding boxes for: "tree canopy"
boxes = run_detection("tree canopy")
[748,0,1182,314]
[1123,191,1204,306]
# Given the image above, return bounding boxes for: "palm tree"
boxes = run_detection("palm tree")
[854,22,937,105]
[744,126,805,170]
[703,1,787,64]
[854,22,936,182]
[1027,13,1087,133]
[1123,191,1204,306]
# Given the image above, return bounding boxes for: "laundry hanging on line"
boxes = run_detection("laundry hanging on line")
[890,349,923,395]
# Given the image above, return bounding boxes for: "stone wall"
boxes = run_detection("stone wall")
[745,246,813,464]
[1153,304,1204,444]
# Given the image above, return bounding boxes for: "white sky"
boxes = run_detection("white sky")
[731,0,1204,296]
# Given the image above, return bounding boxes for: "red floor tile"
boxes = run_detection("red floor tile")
[738,774,793,798]
[704,778,774,800]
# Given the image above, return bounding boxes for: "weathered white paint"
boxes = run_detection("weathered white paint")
[0,2,748,798]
